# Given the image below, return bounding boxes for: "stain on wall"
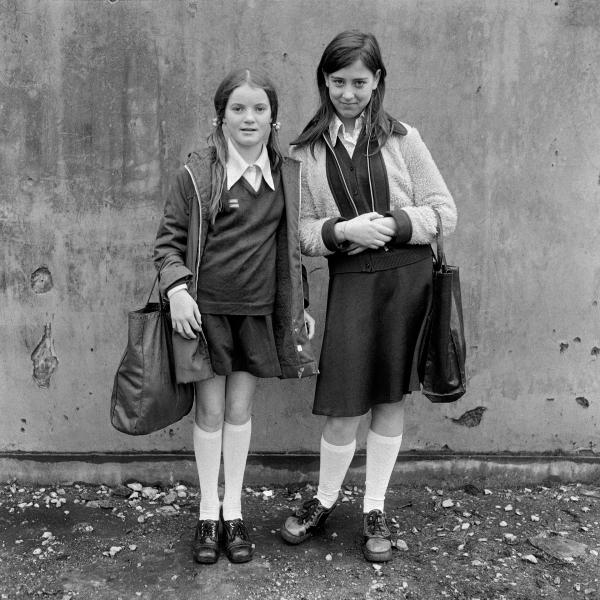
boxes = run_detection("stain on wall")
[30,323,59,388]
[450,407,487,428]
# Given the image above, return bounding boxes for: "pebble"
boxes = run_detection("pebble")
[141,487,159,500]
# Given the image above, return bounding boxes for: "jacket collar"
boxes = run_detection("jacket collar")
[389,118,408,136]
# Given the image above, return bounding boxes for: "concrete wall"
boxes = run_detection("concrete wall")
[1,0,599,465]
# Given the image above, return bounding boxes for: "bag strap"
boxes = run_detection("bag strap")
[432,209,447,273]
[145,257,168,308]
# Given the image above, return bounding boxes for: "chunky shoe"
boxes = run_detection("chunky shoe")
[192,519,219,564]
[221,518,253,563]
[280,498,336,544]
[362,509,392,562]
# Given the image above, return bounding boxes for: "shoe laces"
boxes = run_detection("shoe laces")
[297,498,323,524]
[366,510,389,537]
[199,520,218,538]
[227,518,249,540]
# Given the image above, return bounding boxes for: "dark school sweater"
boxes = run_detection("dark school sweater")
[197,171,284,315]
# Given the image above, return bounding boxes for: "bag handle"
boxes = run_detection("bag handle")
[145,257,168,309]
[432,209,447,273]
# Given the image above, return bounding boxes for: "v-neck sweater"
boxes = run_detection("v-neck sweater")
[197,171,284,314]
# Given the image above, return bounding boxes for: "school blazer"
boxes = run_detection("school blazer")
[153,147,318,380]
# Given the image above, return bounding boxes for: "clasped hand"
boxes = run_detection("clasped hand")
[342,212,396,255]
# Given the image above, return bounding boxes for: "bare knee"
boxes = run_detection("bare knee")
[224,371,255,425]
[323,416,361,445]
[224,401,252,426]
[195,403,224,431]
[370,400,406,436]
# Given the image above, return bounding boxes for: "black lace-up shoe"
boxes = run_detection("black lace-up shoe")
[192,519,219,564]
[362,509,392,562]
[280,498,336,544]
[221,517,253,563]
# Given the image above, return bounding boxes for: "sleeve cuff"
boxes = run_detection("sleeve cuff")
[321,217,348,252]
[166,282,188,299]
[386,209,413,245]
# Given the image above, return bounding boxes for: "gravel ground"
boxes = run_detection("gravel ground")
[1,478,599,599]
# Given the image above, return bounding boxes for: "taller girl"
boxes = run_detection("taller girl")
[154,68,317,565]
[280,31,457,562]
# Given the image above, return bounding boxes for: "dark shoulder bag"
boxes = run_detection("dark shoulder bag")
[110,271,195,435]
[419,210,467,403]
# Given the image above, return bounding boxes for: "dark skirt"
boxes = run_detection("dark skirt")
[313,246,433,417]
[201,314,281,378]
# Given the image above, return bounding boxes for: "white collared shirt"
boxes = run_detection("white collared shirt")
[226,139,274,193]
[328,113,364,158]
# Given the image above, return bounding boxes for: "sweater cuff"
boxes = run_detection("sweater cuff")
[386,209,413,245]
[321,217,348,252]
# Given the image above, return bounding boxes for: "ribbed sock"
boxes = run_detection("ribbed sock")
[193,423,222,521]
[315,436,356,509]
[221,419,252,521]
[363,429,403,514]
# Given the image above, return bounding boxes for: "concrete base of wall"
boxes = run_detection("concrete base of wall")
[2,452,600,487]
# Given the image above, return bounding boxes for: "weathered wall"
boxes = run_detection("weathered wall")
[1,0,599,461]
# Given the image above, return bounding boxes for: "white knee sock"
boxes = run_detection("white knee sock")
[364,429,403,514]
[222,419,252,521]
[316,436,356,509]
[193,423,222,521]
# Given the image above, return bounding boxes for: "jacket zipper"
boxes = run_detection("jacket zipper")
[184,164,203,299]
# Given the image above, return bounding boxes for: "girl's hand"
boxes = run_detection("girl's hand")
[303,310,316,340]
[346,243,368,255]
[169,290,202,339]
[342,212,395,249]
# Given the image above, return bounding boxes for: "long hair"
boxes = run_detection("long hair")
[206,68,283,223]
[292,30,392,156]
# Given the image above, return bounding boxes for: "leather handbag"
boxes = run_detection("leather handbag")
[110,272,196,435]
[419,210,467,403]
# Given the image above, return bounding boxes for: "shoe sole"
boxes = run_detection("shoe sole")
[227,552,254,564]
[280,526,311,545]
[362,547,392,562]
[192,554,219,564]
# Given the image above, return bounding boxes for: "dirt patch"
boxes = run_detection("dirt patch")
[0,480,599,599]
